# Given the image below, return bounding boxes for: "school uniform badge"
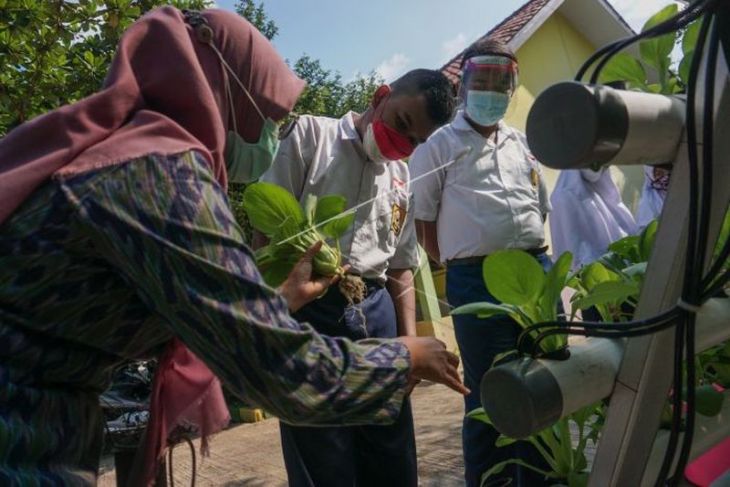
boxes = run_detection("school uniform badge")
[391,203,406,236]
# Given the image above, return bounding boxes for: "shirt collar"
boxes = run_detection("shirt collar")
[340,111,361,141]
[452,110,514,141]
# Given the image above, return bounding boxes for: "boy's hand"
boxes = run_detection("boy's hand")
[398,336,469,395]
[278,241,343,312]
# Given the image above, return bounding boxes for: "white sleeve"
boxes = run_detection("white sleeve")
[260,117,312,199]
[409,137,447,222]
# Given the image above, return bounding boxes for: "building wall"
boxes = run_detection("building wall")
[503,12,645,249]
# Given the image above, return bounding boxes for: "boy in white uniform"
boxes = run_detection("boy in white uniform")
[261,69,456,487]
[410,40,551,486]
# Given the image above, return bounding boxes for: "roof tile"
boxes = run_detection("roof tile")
[441,0,553,84]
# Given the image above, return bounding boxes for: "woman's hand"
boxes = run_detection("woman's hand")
[278,241,343,312]
[398,336,469,395]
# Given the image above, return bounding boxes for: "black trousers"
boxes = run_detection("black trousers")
[280,281,418,487]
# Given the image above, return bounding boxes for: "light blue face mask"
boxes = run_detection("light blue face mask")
[225,117,280,184]
[465,90,510,127]
[212,42,281,184]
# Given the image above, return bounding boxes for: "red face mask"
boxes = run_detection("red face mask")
[372,120,414,160]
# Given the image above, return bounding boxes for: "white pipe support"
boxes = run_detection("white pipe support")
[480,337,624,439]
[526,82,685,170]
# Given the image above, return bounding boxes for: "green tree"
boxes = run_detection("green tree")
[292,54,382,118]
[0,0,211,135]
[235,0,278,40]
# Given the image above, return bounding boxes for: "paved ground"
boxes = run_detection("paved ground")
[99,381,466,486]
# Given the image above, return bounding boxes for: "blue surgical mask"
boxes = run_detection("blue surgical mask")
[225,118,280,184]
[465,90,510,127]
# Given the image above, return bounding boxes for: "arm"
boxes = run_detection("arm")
[66,152,411,426]
[386,268,417,337]
[416,219,440,264]
[409,138,447,263]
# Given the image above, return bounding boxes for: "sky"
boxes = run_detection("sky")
[215,0,678,82]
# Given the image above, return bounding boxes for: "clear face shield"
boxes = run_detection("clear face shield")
[462,55,518,94]
[460,55,519,127]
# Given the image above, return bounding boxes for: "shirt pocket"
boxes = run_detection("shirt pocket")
[376,186,409,252]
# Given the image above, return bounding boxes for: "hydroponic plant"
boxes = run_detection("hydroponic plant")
[242,182,366,303]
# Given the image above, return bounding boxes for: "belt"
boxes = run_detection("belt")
[447,246,549,266]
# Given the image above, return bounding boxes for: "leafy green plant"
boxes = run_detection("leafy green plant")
[451,250,573,354]
[565,221,659,322]
[242,182,354,287]
[568,262,641,322]
[599,4,699,94]
[469,404,604,487]
[700,341,730,389]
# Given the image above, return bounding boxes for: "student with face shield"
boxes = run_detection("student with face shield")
[410,39,552,487]
[0,8,465,485]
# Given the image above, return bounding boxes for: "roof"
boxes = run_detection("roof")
[442,0,553,84]
[441,0,635,85]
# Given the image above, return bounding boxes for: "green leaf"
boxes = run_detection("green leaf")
[639,4,679,83]
[481,459,551,486]
[314,194,355,239]
[608,236,641,263]
[622,262,648,279]
[483,250,546,306]
[260,258,295,287]
[581,262,618,291]
[451,301,515,319]
[303,193,317,226]
[647,83,663,94]
[540,251,572,321]
[242,182,304,235]
[695,384,725,417]
[683,20,701,55]
[573,280,640,310]
[639,220,658,261]
[466,407,492,425]
[599,53,647,87]
[496,435,517,447]
[568,471,590,487]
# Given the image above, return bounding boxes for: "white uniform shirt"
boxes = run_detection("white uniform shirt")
[550,169,638,270]
[410,111,551,263]
[636,166,667,229]
[261,112,418,281]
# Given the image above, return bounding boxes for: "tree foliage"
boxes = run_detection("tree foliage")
[0,0,211,135]
[235,0,277,41]
[291,55,382,118]
[0,0,382,137]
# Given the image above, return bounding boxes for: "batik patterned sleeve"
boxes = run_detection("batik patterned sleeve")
[60,151,410,426]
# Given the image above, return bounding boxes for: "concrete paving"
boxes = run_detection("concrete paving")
[99,381,466,486]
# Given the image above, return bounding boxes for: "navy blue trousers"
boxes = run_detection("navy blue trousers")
[280,281,418,487]
[447,254,553,487]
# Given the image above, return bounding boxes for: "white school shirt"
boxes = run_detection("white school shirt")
[550,169,638,270]
[410,111,551,263]
[636,165,667,230]
[260,112,419,281]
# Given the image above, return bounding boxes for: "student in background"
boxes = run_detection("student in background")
[550,167,638,270]
[637,164,672,229]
